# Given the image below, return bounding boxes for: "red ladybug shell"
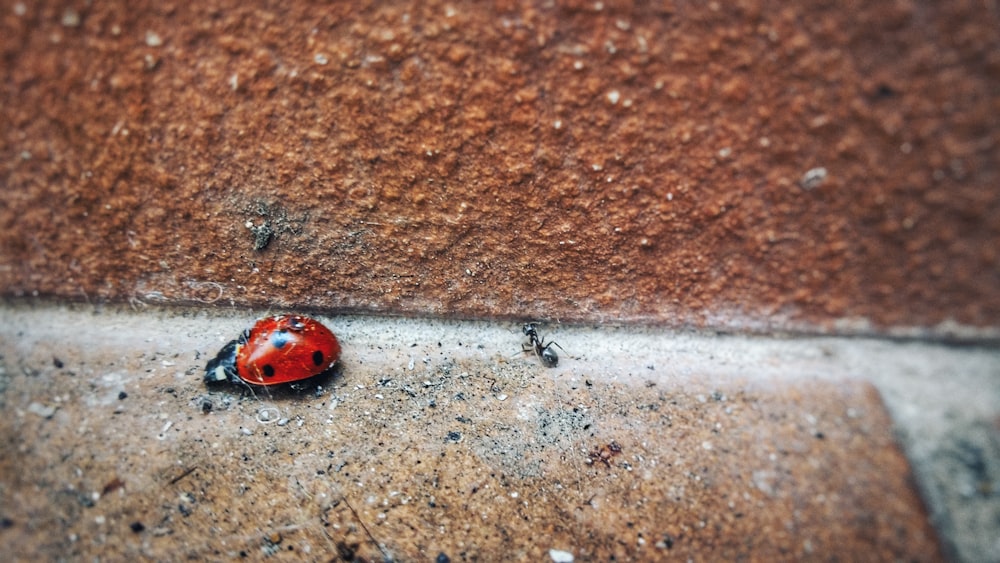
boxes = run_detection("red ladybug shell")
[235,315,341,386]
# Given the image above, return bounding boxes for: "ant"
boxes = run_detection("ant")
[521,323,564,367]
[587,441,623,468]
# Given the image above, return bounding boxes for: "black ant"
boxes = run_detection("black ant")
[521,323,564,367]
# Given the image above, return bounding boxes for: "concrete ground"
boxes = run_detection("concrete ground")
[0,304,997,561]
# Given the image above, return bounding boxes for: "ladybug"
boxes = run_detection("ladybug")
[204,314,341,386]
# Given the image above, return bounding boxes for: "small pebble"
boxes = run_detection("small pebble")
[27,402,57,418]
[549,549,574,562]
[60,9,80,27]
[799,167,828,190]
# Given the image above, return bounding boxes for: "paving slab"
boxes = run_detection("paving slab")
[5,305,994,561]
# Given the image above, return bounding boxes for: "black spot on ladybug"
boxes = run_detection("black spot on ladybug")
[312,350,324,366]
[271,330,290,349]
[262,364,276,378]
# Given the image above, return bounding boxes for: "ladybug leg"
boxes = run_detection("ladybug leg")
[236,377,261,400]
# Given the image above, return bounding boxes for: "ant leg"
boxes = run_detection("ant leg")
[543,339,565,353]
[510,342,535,360]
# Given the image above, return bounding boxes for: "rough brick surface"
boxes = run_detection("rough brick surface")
[2,1,999,331]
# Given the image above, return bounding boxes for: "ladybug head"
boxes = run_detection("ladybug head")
[204,339,240,384]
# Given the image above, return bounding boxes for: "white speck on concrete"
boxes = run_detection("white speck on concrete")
[27,402,58,418]
[157,420,174,440]
[257,407,280,424]
[145,31,162,47]
[549,548,574,562]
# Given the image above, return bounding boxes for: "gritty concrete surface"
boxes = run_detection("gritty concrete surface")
[2,1,999,331]
[2,304,997,561]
